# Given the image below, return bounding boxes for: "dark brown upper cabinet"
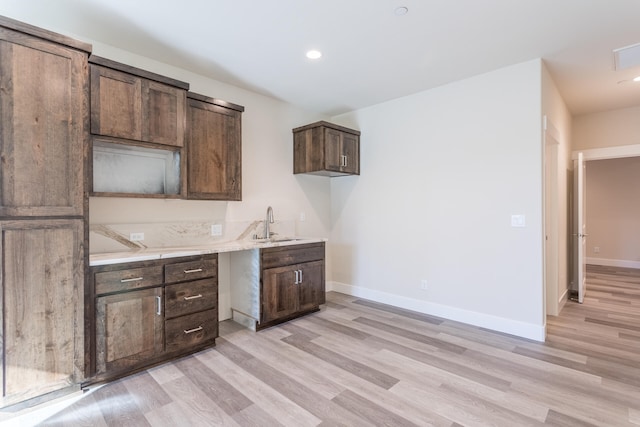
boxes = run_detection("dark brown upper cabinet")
[88,56,189,198]
[89,56,188,147]
[0,19,88,218]
[186,92,244,201]
[293,121,360,177]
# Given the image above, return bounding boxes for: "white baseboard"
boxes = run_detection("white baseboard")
[558,288,569,311]
[327,281,546,342]
[586,257,640,269]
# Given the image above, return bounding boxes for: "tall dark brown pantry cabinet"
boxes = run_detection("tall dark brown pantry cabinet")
[0,16,90,407]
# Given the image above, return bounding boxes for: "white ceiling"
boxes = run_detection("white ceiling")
[3,0,640,116]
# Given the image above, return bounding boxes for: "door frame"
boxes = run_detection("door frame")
[573,153,586,303]
[569,143,640,301]
[571,143,640,161]
[544,117,560,316]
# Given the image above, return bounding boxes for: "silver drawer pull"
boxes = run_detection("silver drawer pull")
[156,296,162,315]
[121,277,143,283]
[183,294,203,301]
[184,326,203,334]
[184,268,203,274]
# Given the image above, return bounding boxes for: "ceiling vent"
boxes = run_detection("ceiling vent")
[613,42,640,70]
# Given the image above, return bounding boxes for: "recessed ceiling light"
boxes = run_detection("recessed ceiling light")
[306,50,322,59]
[633,75,640,82]
[394,6,408,16]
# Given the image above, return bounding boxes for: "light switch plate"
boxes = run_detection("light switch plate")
[511,215,526,227]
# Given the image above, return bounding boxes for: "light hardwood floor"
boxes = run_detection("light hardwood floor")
[8,266,640,426]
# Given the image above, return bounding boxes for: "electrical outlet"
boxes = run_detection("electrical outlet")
[420,280,428,290]
[211,224,223,236]
[594,246,600,253]
[299,212,306,222]
[129,232,144,242]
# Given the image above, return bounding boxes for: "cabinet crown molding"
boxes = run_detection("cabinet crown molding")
[292,120,361,135]
[0,15,92,53]
[89,55,189,90]
[187,92,245,112]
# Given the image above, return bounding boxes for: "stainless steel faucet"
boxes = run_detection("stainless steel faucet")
[264,206,274,239]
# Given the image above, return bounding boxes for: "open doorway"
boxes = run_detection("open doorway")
[569,153,586,303]
[584,156,640,270]
[569,145,640,304]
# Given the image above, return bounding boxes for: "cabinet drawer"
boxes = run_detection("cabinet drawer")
[261,243,325,269]
[165,309,218,353]
[165,256,217,283]
[95,265,164,295]
[165,278,217,319]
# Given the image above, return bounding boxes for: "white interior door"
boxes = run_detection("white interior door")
[574,152,587,303]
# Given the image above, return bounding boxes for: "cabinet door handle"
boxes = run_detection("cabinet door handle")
[184,294,203,301]
[184,326,203,334]
[184,268,203,274]
[341,155,347,167]
[156,296,162,315]
[299,269,303,283]
[121,276,143,283]
[294,270,299,284]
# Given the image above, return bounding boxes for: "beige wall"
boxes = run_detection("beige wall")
[573,106,640,150]
[586,157,640,267]
[0,9,332,320]
[84,43,331,320]
[88,41,330,233]
[0,7,331,237]
[541,63,572,315]
[573,105,640,268]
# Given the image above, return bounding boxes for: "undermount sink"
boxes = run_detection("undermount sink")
[252,237,304,243]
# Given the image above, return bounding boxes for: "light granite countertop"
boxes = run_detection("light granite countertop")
[89,237,326,266]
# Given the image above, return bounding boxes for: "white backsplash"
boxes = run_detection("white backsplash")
[90,219,296,254]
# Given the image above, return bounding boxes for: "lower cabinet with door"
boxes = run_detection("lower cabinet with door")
[230,242,325,331]
[261,244,325,326]
[87,254,218,382]
[0,219,85,407]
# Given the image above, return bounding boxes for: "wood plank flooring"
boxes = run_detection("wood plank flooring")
[6,266,640,426]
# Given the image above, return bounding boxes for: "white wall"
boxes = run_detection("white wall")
[329,60,546,340]
[541,63,572,315]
